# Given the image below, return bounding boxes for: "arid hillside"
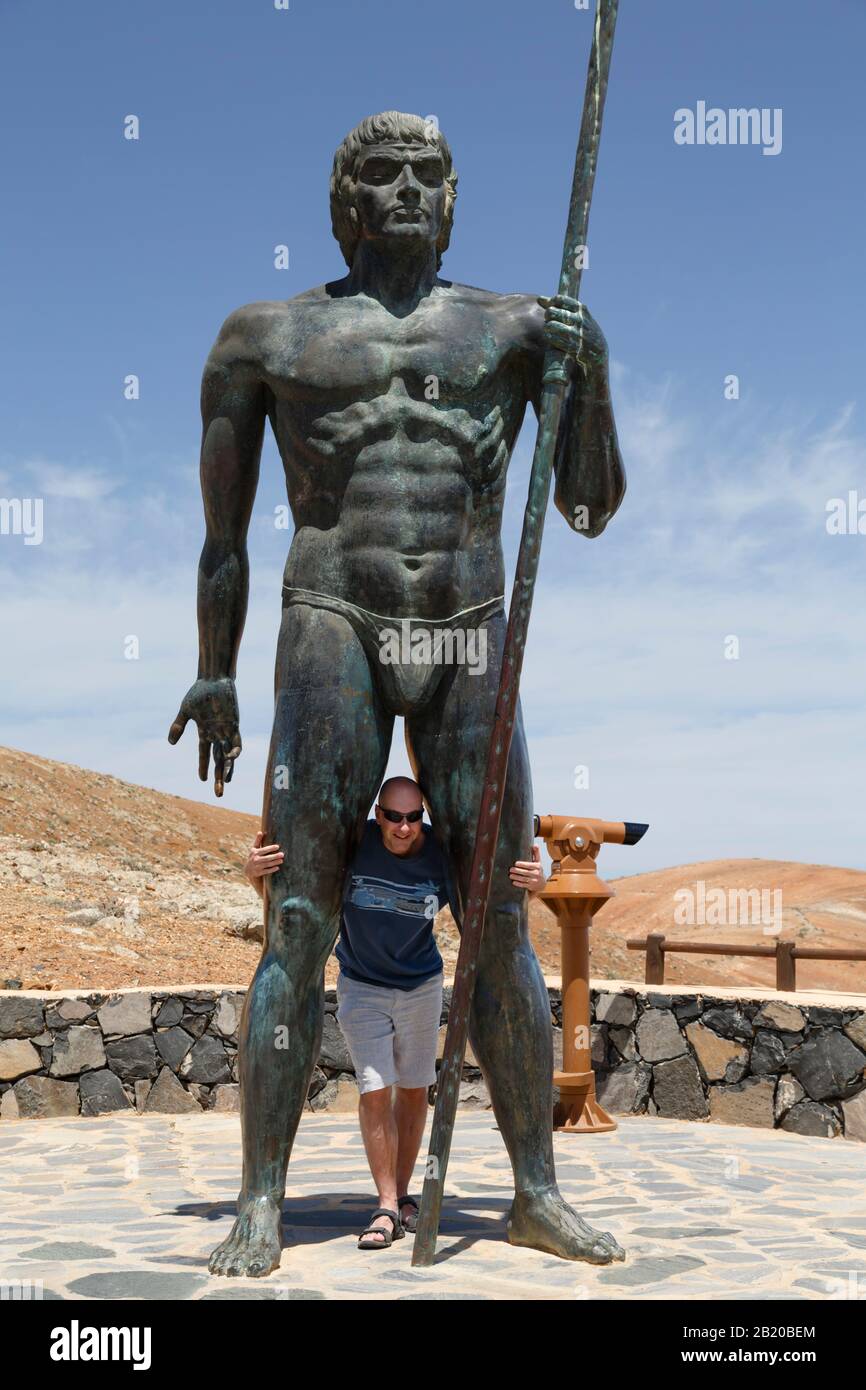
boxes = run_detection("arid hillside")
[1,746,865,994]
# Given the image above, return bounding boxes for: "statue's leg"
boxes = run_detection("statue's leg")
[209,604,392,1277]
[405,614,624,1264]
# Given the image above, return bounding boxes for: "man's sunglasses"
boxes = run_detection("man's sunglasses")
[377,804,424,824]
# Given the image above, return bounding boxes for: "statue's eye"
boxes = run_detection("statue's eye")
[361,160,399,183]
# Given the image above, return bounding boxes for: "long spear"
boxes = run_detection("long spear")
[412,0,621,1267]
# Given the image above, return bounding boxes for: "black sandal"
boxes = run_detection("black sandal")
[397,1194,420,1232]
[358,1207,404,1250]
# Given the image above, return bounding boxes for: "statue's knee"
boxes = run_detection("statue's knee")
[270,894,333,961]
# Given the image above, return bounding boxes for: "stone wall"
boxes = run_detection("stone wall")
[0,984,484,1121]
[581,983,866,1141]
[2,981,865,1140]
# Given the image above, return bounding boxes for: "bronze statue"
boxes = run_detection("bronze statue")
[169,111,627,1277]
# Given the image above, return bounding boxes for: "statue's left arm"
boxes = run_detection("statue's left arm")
[520,294,626,538]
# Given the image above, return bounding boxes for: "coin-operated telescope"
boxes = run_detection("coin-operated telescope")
[534,815,649,1133]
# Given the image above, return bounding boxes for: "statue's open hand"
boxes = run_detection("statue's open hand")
[538,294,607,377]
[167,676,242,798]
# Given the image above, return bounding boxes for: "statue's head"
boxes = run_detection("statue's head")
[330,111,458,270]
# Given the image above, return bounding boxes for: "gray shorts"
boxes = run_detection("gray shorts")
[335,970,443,1094]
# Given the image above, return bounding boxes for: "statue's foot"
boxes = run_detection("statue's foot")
[507,1188,625,1265]
[208,1195,283,1278]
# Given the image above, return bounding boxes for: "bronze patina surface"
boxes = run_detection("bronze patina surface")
[169,108,626,1277]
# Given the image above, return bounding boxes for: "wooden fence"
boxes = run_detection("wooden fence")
[626,933,866,992]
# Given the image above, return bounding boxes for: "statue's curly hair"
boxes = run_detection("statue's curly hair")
[330,111,458,271]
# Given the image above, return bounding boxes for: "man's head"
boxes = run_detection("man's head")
[375,775,426,856]
[330,111,458,271]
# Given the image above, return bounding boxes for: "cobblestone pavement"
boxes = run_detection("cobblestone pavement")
[1,1110,865,1300]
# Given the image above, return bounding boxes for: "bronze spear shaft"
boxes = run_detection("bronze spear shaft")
[412,0,621,1267]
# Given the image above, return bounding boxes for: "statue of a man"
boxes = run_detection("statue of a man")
[169,111,627,1277]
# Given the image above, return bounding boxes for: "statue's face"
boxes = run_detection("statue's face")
[351,142,446,256]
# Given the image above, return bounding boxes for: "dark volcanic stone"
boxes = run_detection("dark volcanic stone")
[786,1030,866,1102]
[751,1030,788,1075]
[319,1012,353,1072]
[0,997,44,1039]
[652,1055,708,1120]
[155,1026,195,1071]
[79,1068,133,1115]
[182,1035,231,1084]
[701,1008,754,1042]
[105,1033,159,1081]
[781,1100,842,1137]
[154,997,184,1027]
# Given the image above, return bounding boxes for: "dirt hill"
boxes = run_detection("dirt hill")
[1,745,865,995]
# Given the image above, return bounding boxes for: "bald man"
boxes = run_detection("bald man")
[246,775,543,1250]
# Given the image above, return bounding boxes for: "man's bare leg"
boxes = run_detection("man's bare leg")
[356,1088,400,1245]
[209,606,391,1277]
[395,1085,429,1221]
[406,618,625,1265]
[355,1085,428,1244]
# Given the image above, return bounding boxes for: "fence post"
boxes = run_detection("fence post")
[776,939,796,992]
[646,932,666,985]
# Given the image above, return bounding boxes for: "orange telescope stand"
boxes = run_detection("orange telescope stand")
[534,814,648,1134]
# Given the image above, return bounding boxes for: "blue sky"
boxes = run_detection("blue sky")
[2,0,865,875]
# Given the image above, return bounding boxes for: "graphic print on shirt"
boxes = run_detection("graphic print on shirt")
[347,873,440,920]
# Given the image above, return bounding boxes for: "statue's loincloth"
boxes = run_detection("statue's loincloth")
[281,585,504,714]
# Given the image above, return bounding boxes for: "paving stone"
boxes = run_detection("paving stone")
[200,1286,326,1299]
[19,1240,115,1260]
[66,1270,208,1299]
[598,1255,705,1286]
[97,994,153,1039]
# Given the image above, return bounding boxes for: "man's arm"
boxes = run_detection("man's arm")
[519,295,626,538]
[167,305,268,795]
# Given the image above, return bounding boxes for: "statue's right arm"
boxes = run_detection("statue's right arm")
[167,305,268,796]
[197,306,267,685]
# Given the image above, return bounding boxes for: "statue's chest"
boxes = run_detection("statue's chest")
[264,311,512,407]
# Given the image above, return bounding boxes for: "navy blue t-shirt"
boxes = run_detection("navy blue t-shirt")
[336,821,450,990]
